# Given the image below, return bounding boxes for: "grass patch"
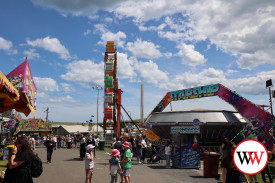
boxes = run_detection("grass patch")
[0,160,7,170]
[98,148,112,154]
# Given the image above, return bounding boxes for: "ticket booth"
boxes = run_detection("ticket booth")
[171,126,200,168]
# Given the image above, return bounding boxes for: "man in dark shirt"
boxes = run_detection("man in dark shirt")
[44,136,56,163]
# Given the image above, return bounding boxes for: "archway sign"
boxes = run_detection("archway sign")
[146,83,275,150]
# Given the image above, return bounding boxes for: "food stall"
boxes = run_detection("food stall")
[171,126,200,168]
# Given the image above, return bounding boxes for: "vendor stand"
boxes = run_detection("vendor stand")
[171,126,200,168]
[0,58,37,160]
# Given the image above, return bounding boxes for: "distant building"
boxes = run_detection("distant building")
[53,124,104,135]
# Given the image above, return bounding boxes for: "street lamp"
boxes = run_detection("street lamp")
[92,86,103,134]
[266,79,274,116]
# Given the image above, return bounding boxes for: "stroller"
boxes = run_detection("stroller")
[147,145,162,164]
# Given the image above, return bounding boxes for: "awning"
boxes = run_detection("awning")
[5,57,37,117]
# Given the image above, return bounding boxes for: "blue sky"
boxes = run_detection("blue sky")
[1,0,275,123]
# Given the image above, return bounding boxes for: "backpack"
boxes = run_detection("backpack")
[30,154,43,178]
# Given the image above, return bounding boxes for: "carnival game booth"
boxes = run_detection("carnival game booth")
[146,110,246,157]
[16,118,52,137]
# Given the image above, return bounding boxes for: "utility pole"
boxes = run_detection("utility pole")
[141,81,144,126]
[92,86,103,135]
[45,107,49,122]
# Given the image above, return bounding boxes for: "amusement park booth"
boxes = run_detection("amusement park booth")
[146,109,247,157]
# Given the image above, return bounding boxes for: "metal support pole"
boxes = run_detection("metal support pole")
[97,89,99,135]
[121,105,142,134]
[269,87,274,116]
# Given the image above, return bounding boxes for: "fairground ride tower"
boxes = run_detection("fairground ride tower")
[103,41,122,138]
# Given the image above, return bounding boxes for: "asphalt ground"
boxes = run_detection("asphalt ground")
[33,147,217,183]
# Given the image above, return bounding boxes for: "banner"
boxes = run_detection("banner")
[171,126,200,134]
[181,134,200,168]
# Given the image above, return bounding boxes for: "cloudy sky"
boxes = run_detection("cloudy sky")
[1,0,275,122]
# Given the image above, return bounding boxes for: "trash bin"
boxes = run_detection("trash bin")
[98,141,105,150]
[203,152,221,178]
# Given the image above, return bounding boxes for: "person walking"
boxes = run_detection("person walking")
[120,142,132,183]
[57,136,61,148]
[31,136,35,150]
[52,135,57,150]
[44,136,56,163]
[109,149,123,183]
[135,135,142,164]
[85,144,95,183]
[4,137,35,183]
[111,138,116,149]
[67,135,72,149]
[141,135,147,163]
[165,141,171,168]
[95,135,100,157]
[80,134,87,160]
[221,141,248,183]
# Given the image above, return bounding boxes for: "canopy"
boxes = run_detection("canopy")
[6,58,37,117]
[16,118,52,133]
[0,71,20,113]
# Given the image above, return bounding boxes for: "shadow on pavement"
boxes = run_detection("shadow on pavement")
[189,175,205,178]
[64,158,83,161]
[96,163,109,166]
[147,165,172,169]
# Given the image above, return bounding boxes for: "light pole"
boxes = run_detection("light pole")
[92,86,103,135]
[266,79,274,116]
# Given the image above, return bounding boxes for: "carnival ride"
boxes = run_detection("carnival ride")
[146,83,275,150]
[0,58,36,117]
[103,41,122,138]
[103,42,142,138]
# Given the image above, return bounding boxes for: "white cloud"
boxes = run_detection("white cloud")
[23,49,40,60]
[84,29,92,36]
[27,36,71,60]
[33,77,59,92]
[127,39,162,59]
[95,24,127,48]
[114,0,275,69]
[176,43,207,66]
[49,95,77,103]
[31,0,125,16]
[226,69,239,75]
[61,60,104,88]
[36,92,49,98]
[158,67,275,96]
[117,52,136,79]
[134,59,169,86]
[164,52,173,58]
[104,17,113,22]
[61,83,75,93]
[0,37,17,54]
[138,23,166,31]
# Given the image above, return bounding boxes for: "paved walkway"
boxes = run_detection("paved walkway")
[33,147,217,183]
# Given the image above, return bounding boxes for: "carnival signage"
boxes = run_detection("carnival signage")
[168,84,219,101]
[171,126,200,134]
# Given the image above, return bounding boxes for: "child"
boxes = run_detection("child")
[120,142,132,183]
[85,144,95,183]
[109,149,123,183]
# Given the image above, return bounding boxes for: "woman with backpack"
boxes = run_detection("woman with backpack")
[4,137,35,183]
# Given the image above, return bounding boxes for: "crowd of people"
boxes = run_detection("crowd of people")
[1,132,274,183]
